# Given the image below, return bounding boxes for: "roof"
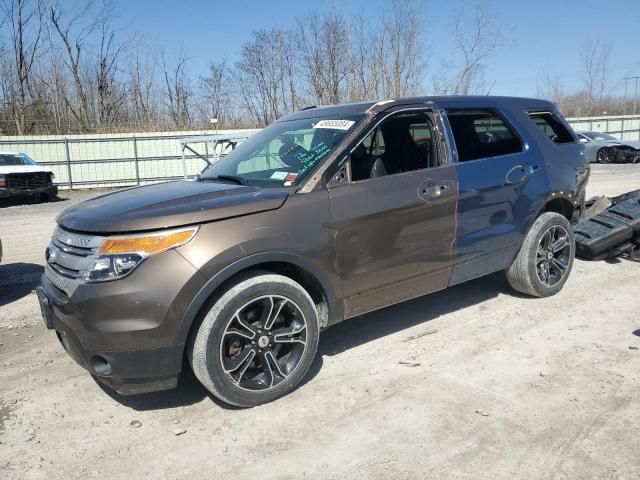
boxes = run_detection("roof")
[278,95,556,122]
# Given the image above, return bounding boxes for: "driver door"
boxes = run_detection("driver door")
[326,109,458,318]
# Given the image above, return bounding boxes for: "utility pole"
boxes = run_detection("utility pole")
[625,76,640,116]
[624,78,629,115]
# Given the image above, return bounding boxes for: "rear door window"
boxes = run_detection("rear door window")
[446,110,523,162]
[528,111,575,144]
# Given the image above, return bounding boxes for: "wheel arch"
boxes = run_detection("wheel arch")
[540,196,575,221]
[515,194,577,265]
[174,252,342,348]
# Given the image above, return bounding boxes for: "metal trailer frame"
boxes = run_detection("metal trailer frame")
[180,134,251,178]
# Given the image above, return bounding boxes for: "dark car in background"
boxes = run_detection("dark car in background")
[0,152,58,202]
[37,96,589,407]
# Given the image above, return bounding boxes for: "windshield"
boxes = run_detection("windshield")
[200,115,363,187]
[0,154,30,166]
[583,131,618,141]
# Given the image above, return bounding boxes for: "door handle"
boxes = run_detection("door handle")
[505,165,528,184]
[420,182,452,200]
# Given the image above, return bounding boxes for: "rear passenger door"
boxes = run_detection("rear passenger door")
[443,107,549,285]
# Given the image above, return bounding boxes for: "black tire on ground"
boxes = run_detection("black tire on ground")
[188,272,320,407]
[596,147,610,164]
[40,192,57,202]
[506,212,575,298]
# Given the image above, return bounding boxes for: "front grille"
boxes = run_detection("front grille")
[53,227,95,249]
[49,261,81,279]
[6,172,51,190]
[45,265,70,291]
[46,227,105,296]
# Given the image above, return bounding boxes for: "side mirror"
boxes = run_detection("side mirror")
[327,158,350,187]
[578,137,588,144]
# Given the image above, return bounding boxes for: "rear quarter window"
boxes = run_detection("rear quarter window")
[446,109,523,162]
[528,111,575,144]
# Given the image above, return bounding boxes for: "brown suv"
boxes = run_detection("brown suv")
[37,96,589,406]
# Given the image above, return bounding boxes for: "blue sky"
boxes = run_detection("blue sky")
[115,0,640,97]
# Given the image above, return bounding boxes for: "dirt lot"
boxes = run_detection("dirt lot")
[1,165,640,480]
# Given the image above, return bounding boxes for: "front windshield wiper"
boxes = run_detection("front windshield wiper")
[204,175,247,185]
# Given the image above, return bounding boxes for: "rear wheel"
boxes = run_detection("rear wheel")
[507,212,575,297]
[188,272,319,407]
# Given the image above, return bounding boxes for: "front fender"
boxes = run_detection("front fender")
[173,251,342,346]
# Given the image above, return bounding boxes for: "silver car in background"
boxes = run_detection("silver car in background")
[577,131,640,164]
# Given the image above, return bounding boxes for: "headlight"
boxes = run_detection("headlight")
[83,227,198,283]
[0,174,5,188]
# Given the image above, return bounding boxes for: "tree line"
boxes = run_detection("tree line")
[0,0,631,136]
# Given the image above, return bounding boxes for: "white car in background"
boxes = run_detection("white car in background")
[0,152,58,202]
[577,131,640,164]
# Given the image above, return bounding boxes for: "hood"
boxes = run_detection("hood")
[0,165,53,174]
[592,139,640,149]
[57,180,289,233]
[621,140,640,149]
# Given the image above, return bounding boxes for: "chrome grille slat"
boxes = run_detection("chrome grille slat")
[47,227,105,296]
[52,238,92,257]
[49,262,81,279]
[45,265,70,291]
[53,227,103,250]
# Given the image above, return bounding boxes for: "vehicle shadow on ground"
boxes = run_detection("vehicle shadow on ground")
[97,367,212,411]
[105,271,509,411]
[0,263,43,307]
[318,271,508,356]
[0,197,64,208]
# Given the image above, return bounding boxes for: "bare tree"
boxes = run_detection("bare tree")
[537,63,566,108]
[1,0,43,135]
[162,49,192,127]
[235,28,299,125]
[95,4,126,128]
[348,12,382,102]
[127,39,159,129]
[581,39,610,115]
[297,11,351,105]
[49,0,100,131]
[199,59,232,125]
[432,1,506,95]
[381,0,425,98]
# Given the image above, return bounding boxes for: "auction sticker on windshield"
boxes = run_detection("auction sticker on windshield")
[270,171,289,180]
[313,120,355,130]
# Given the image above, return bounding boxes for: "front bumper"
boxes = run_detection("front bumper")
[0,184,57,199]
[37,250,205,395]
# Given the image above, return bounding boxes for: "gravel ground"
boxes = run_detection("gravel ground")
[1,165,640,480]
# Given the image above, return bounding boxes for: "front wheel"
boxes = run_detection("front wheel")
[188,272,320,407]
[507,212,575,297]
[596,147,612,164]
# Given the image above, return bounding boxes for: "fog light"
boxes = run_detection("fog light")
[90,355,112,375]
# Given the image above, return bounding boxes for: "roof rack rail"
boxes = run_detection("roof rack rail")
[301,105,317,111]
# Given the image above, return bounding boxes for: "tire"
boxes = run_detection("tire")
[40,192,57,202]
[597,147,613,164]
[188,272,320,407]
[507,212,575,297]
